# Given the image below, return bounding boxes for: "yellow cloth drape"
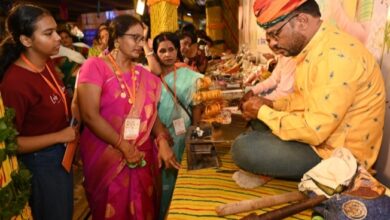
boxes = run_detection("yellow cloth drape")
[148,0,179,39]
[0,97,32,220]
[147,0,179,6]
[206,1,224,51]
[207,22,224,30]
[166,147,312,219]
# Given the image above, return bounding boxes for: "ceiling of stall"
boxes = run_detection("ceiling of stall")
[1,0,205,21]
[10,0,135,21]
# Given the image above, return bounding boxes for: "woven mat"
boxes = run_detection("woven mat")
[167,146,312,220]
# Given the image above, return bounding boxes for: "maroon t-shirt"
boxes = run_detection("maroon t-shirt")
[0,61,70,136]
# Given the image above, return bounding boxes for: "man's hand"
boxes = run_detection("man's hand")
[239,90,254,111]
[262,53,275,61]
[242,96,273,120]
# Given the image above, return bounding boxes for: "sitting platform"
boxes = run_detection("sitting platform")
[167,116,312,219]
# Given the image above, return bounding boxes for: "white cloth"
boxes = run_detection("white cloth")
[72,42,90,49]
[51,45,86,64]
[71,26,84,39]
[299,147,357,198]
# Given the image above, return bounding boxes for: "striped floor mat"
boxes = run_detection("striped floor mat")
[167,147,312,220]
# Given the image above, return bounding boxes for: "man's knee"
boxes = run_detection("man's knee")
[231,131,276,175]
[231,133,258,169]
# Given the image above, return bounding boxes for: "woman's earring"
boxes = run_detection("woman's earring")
[112,41,120,57]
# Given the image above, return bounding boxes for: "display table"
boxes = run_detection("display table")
[166,116,312,219]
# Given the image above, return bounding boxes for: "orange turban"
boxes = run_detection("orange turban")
[253,0,307,29]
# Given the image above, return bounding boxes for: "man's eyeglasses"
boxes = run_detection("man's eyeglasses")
[266,14,298,42]
[123,34,145,43]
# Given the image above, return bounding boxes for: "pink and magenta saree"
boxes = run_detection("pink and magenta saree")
[78,58,161,220]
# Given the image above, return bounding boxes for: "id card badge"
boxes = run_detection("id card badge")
[173,117,186,136]
[124,117,140,140]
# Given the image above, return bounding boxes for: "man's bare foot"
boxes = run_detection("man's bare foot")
[232,170,272,189]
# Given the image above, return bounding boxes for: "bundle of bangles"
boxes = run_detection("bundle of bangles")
[128,158,147,168]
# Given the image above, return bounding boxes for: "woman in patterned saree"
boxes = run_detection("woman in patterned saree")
[77,15,180,220]
[152,32,203,219]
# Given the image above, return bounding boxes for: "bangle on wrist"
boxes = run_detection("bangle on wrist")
[145,51,154,57]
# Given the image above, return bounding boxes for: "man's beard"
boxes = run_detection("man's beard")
[273,32,306,57]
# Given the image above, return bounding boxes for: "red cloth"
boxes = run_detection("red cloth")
[253,0,307,25]
[59,0,69,20]
[0,61,70,136]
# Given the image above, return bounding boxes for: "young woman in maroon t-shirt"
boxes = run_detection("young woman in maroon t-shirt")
[0,4,76,220]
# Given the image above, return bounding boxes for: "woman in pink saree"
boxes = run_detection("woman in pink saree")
[77,15,180,220]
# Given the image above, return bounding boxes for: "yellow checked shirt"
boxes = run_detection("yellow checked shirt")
[258,22,385,169]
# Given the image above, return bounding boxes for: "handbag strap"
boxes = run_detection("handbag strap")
[160,76,192,119]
